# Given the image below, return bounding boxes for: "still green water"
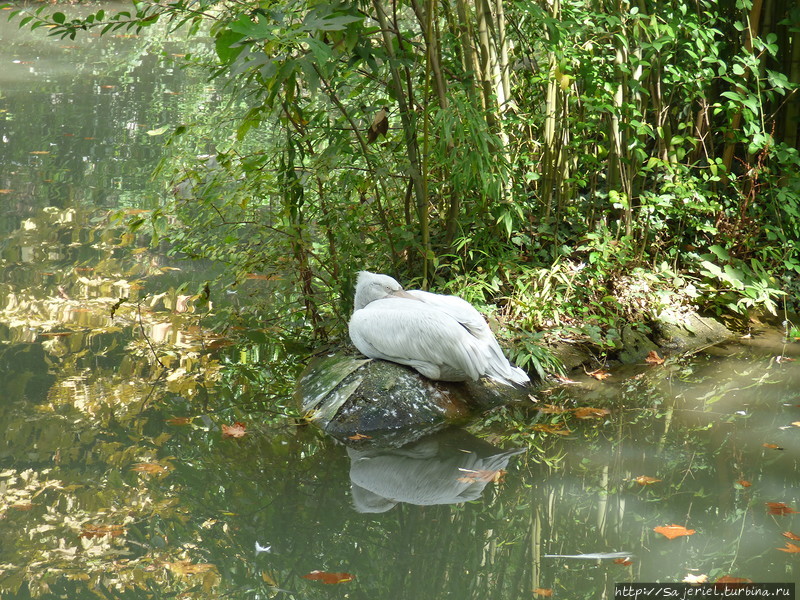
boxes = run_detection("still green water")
[0,8,799,600]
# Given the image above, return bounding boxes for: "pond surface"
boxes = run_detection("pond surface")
[1,8,799,600]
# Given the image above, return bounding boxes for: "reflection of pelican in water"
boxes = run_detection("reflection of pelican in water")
[348,429,525,513]
[349,271,529,385]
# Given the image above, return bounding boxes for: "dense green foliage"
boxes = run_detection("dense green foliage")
[7,0,800,366]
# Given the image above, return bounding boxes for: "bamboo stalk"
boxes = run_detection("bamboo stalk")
[372,0,430,282]
[721,0,764,173]
[541,0,561,222]
[784,23,800,149]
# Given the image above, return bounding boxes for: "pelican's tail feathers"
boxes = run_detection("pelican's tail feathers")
[485,362,531,387]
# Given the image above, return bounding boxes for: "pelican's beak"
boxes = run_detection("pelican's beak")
[390,289,421,301]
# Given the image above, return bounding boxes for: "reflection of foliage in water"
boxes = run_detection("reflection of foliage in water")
[2,294,798,598]
[480,351,800,590]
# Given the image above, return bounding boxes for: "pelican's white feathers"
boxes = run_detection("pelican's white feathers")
[348,271,529,385]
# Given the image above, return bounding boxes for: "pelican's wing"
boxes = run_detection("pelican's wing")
[406,290,495,341]
[408,290,529,386]
[349,298,487,380]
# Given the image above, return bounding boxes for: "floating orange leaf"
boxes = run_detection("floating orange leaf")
[80,524,126,539]
[533,589,553,597]
[573,407,610,419]
[587,368,611,381]
[222,422,247,438]
[552,373,578,384]
[29,150,50,155]
[777,542,800,553]
[347,433,372,441]
[614,557,633,566]
[532,423,572,435]
[645,351,665,365]
[633,475,661,485]
[763,443,784,450]
[766,502,798,515]
[715,576,752,584]
[736,480,752,488]
[0,189,12,194]
[302,570,354,584]
[654,524,696,540]
[683,574,708,584]
[782,531,800,541]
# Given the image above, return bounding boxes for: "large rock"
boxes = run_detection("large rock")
[618,324,661,364]
[653,309,734,353]
[294,349,534,446]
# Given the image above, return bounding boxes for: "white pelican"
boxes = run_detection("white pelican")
[348,271,530,385]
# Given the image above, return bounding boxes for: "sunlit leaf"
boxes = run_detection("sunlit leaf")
[347,433,372,440]
[262,571,277,585]
[301,570,355,584]
[167,561,217,575]
[166,416,194,425]
[131,462,171,475]
[766,502,798,515]
[29,150,50,155]
[573,407,610,419]
[533,588,553,597]
[645,351,665,365]
[222,422,247,438]
[683,574,708,584]
[538,404,570,414]
[146,125,170,136]
[633,475,661,485]
[552,373,578,384]
[80,524,126,539]
[587,368,611,380]
[654,524,696,539]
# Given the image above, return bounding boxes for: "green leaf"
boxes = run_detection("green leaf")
[215,29,246,64]
[146,125,170,136]
[707,245,729,261]
[52,12,65,24]
[304,36,332,65]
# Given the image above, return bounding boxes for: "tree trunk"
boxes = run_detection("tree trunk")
[372,0,431,283]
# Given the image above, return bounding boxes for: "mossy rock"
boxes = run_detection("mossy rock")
[654,310,734,352]
[294,349,533,446]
